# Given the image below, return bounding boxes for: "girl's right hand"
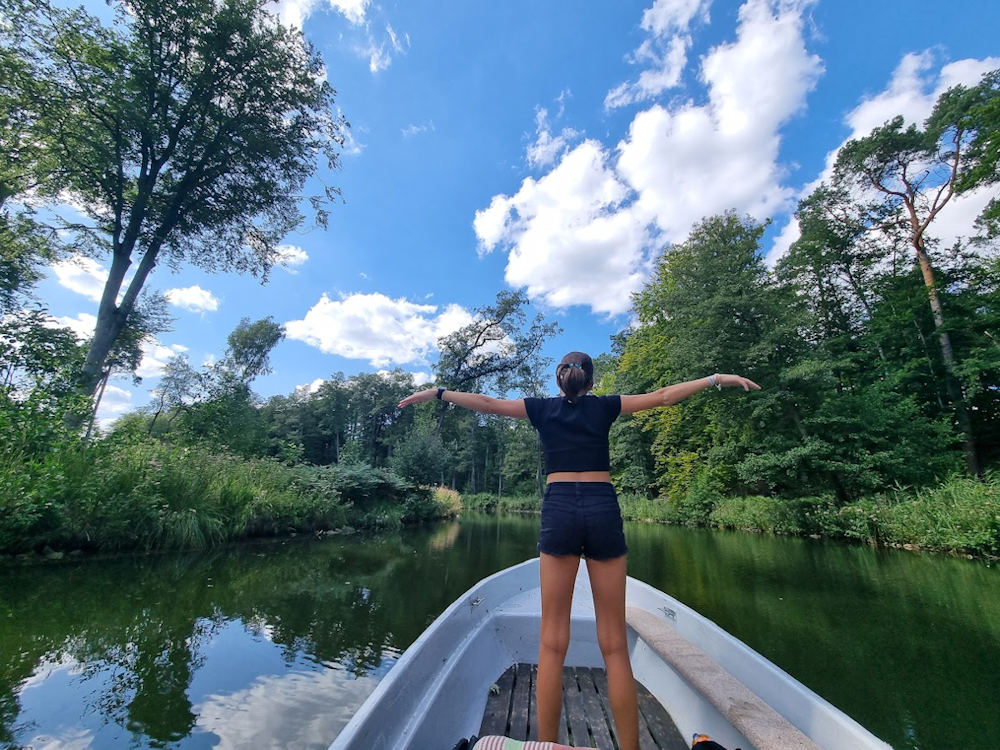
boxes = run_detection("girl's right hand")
[398,388,437,408]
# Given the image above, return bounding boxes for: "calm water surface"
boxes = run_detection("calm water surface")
[1,515,998,749]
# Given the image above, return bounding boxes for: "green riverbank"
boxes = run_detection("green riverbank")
[465,472,1000,559]
[3,434,997,561]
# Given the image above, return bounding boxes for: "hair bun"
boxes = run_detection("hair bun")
[557,352,593,403]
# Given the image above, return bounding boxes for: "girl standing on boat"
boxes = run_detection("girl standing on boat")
[398,352,760,750]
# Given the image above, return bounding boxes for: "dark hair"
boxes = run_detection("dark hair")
[556,351,594,404]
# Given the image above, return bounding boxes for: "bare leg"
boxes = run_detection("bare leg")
[586,555,639,750]
[536,552,581,742]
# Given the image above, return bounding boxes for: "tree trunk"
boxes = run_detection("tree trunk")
[842,266,890,380]
[911,319,946,410]
[86,368,111,440]
[78,241,162,398]
[148,402,163,434]
[914,243,980,475]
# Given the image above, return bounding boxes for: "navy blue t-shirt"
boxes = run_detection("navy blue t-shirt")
[523,394,622,474]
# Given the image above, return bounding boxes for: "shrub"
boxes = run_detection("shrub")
[461,492,499,513]
[496,495,541,513]
[431,486,462,517]
[399,492,439,525]
[327,461,412,510]
[833,474,1000,555]
[708,494,839,535]
[455,492,540,515]
[0,437,351,553]
[672,466,726,524]
[709,495,784,532]
[618,494,684,524]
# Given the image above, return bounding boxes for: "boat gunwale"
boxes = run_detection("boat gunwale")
[329,558,893,750]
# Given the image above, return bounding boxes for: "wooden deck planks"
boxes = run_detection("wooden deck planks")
[480,664,684,750]
[562,668,593,747]
[480,664,516,737]
[508,663,533,740]
[574,668,617,750]
[636,681,688,750]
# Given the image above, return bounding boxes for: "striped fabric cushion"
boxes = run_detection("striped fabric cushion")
[471,736,597,750]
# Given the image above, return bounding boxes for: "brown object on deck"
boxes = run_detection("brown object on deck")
[480,664,688,750]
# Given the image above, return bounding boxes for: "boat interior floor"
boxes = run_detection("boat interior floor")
[479,663,688,750]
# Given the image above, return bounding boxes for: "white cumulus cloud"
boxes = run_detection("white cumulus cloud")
[271,0,369,29]
[477,0,822,316]
[285,292,475,367]
[95,383,132,427]
[402,121,435,139]
[476,140,650,317]
[295,378,326,397]
[51,312,97,340]
[275,244,309,272]
[408,371,432,386]
[164,285,220,313]
[605,0,711,109]
[50,257,108,302]
[526,107,581,169]
[136,341,189,379]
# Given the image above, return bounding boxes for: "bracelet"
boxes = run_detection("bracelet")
[436,387,446,400]
[707,374,722,391]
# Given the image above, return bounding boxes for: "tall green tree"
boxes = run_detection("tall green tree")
[175,317,284,454]
[341,370,415,466]
[616,212,800,499]
[146,352,198,434]
[832,70,1000,473]
[86,291,173,437]
[0,15,62,312]
[261,370,419,468]
[779,185,898,386]
[434,290,558,397]
[431,290,556,489]
[10,0,346,397]
[935,69,1000,236]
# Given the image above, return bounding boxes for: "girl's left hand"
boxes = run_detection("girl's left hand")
[718,374,761,391]
[398,388,437,408]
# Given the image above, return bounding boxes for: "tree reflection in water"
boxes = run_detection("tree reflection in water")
[0,514,540,749]
[7,513,995,749]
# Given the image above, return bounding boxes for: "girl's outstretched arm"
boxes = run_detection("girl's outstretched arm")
[397,388,528,418]
[620,373,760,415]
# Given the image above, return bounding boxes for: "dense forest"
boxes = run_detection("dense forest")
[2,0,999,557]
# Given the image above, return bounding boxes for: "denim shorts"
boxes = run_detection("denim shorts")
[538,482,627,560]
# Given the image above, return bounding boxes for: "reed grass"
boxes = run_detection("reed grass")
[1,438,349,554]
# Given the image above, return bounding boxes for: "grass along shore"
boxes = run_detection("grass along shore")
[3,436,996,560]
[464,473,1000,559]
[0,437,460,558]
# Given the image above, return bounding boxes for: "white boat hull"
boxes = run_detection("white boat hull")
[330,558,891,750]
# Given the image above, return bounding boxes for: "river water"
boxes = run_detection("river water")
[1,514,998,749]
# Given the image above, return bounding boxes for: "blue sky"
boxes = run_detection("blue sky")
[34,0,1000,423]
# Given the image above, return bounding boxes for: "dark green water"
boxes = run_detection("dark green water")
[1,516,997,749]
